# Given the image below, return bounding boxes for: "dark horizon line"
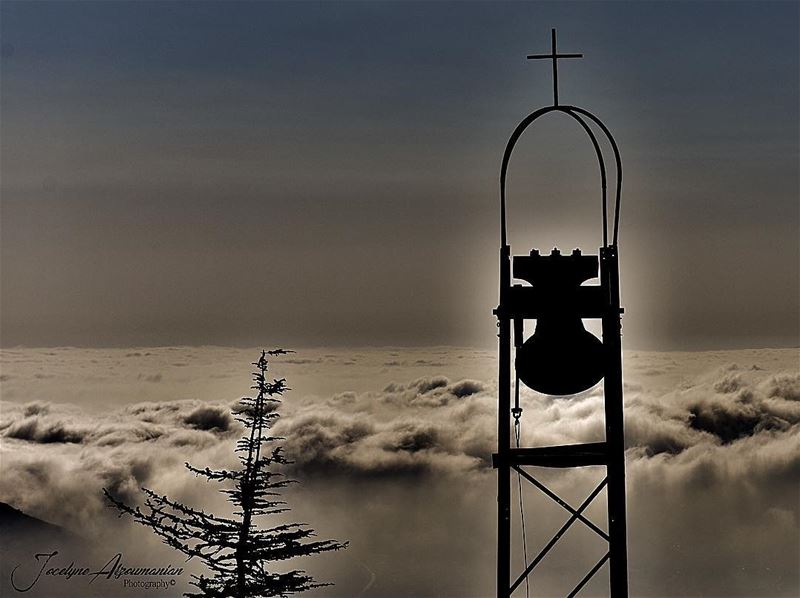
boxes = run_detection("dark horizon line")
[1,341,798,353]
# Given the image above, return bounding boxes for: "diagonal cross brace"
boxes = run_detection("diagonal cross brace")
[509,476,608,594]
[567,552,610,598]
[513,466,609,541]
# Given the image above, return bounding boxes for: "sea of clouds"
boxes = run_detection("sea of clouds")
[0,346,798,597]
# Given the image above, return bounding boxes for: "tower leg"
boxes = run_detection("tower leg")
[606,375,628,597]
[602,247,628,597]
[497,317,511,598]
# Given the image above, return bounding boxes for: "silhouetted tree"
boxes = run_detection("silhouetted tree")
[104,350,346,597]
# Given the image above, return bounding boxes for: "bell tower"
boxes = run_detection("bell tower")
[493,29,628,597]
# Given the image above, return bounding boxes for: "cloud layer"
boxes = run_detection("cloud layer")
[0,347,798,596]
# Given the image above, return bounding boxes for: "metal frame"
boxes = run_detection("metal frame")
[493,103,628,597]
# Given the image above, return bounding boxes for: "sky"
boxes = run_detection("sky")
[1,1,798,351]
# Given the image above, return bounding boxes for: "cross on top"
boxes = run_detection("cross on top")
[527,28,583,106]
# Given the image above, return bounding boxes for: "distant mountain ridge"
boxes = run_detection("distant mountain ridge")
[0,501,65,539]
[0,502,82,598]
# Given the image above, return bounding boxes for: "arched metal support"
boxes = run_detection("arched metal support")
[499,105,623,249]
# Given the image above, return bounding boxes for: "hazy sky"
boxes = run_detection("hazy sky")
[1,1,798,349]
